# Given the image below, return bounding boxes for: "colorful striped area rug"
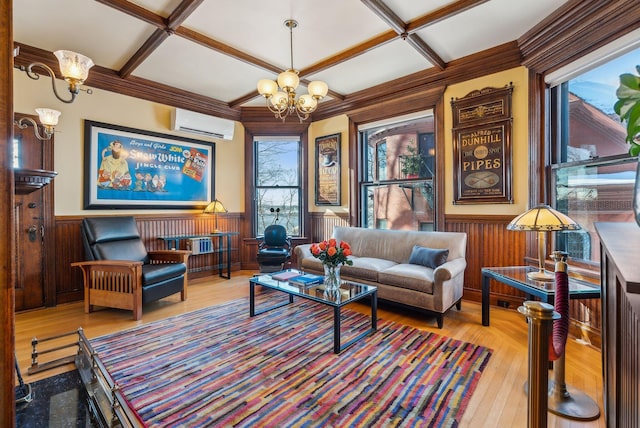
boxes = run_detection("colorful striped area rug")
[89,294,492,427]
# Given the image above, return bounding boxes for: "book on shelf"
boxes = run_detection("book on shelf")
[270,270,303,281]
[289,274,324,287]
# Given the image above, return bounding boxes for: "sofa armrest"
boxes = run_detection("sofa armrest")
[433,258,467,284]
[294,244,313,267]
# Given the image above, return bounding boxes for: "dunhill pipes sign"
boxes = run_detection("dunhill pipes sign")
[451,84,513,204]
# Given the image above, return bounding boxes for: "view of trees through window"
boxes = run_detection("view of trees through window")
[552,47,639,263]
[254,138,301,236]
[359,113,435,230]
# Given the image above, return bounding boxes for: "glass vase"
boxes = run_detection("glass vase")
[323,264,341,291]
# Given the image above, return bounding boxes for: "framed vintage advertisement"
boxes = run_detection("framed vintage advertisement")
[84,120,215,209]
[315,133,341,206]
[451,85,513,204]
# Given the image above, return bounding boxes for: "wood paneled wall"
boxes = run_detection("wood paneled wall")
[54,213,243,304]
[52,212,601,342]
[446,214,601,343]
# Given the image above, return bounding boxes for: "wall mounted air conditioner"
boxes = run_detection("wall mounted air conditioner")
[171,108,235,140]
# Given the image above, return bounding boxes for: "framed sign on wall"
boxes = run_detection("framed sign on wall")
[315,133,341,206]
[451,84,513,204]
[84,120,215,209]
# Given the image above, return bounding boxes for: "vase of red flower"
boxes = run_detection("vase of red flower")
[309,238,353,291]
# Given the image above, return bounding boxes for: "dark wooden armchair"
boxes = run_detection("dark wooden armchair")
[71,216,190,320]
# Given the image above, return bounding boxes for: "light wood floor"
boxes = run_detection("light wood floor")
[15,271,605,427]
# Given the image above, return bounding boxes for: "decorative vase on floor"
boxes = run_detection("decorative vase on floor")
[323,264,341,291]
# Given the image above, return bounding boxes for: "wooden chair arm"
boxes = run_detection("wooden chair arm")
[71,260,143,268]
[148,250,191,264]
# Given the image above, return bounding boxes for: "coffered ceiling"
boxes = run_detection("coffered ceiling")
[13,0,571,120]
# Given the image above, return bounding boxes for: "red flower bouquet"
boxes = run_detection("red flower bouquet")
[310,239,353,268]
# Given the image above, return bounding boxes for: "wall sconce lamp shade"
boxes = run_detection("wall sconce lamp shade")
[506,204,581,281]
[14,108,61,141]
[19,49,94,104]
[204,199,227,233]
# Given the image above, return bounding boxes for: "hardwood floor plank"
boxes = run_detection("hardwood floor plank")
[15,271,605,426]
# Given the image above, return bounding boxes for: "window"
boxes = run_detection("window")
[359,113,436,230]
[13,138,20,168]
[254,137,302,236]
[550,47,639,263]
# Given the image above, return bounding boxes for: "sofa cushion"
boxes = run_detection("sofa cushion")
[408,245,449,269]
[341,257,397,282]
[378,264,434,294]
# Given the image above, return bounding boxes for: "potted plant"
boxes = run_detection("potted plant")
[400,145,427,178]
[614,65,640,225]
[614,65,640,155]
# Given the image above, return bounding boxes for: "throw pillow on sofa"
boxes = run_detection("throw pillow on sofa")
[409,245,449,269]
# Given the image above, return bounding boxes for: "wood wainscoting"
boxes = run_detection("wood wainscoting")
[51,212,601,343]
[447,214,601,345]
[54,213,243,305]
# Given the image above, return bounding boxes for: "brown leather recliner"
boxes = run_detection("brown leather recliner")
[72,216,190,320]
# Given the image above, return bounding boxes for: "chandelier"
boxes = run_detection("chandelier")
[257,20,329,122]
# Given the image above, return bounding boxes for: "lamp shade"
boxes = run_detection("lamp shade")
[204,199,227,214]
[506,204,581,232]
[307,80,328,98]
[35,108,61,126]
[257,79,278,97]
[277,70,299,91]
[54,50,94,82]
[297,94,317,112]
[270,91,288,108]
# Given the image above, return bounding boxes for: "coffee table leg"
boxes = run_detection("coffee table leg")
[333,306,341,354]
[249,281,255,317]
[482,273,490,326]
[371,291,377,330]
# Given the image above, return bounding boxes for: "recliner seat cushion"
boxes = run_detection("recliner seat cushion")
[142,263,187,286]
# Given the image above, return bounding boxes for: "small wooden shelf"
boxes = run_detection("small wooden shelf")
[14,168,57,195]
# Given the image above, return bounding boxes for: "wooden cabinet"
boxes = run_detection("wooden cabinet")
[595,222,640,428]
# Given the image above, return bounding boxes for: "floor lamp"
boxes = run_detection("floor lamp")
[506,204,580,281]
[204,199,227,233]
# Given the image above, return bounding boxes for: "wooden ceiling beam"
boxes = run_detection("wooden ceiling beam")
[299,30,397,77]
[94,0,165,28]
[360,0,406,35]
[406,34,446,70]
[115,0,204,78]
[406,0,490,32]
[119,29,169,78]
[360,0,446,70]
[13,43,240,121]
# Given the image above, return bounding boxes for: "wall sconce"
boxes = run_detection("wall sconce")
[18,49,94,103]
[14,108,61,141]
[204,199,227,233]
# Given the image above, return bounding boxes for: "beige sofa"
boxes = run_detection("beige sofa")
[294,227,467,328]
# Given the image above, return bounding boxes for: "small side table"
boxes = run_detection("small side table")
[158,232,239,279]
[481,266,600,326]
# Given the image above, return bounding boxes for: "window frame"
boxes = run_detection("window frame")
[253,137,303,237]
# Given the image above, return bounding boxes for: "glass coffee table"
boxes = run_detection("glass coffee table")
[249,273,377,354]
